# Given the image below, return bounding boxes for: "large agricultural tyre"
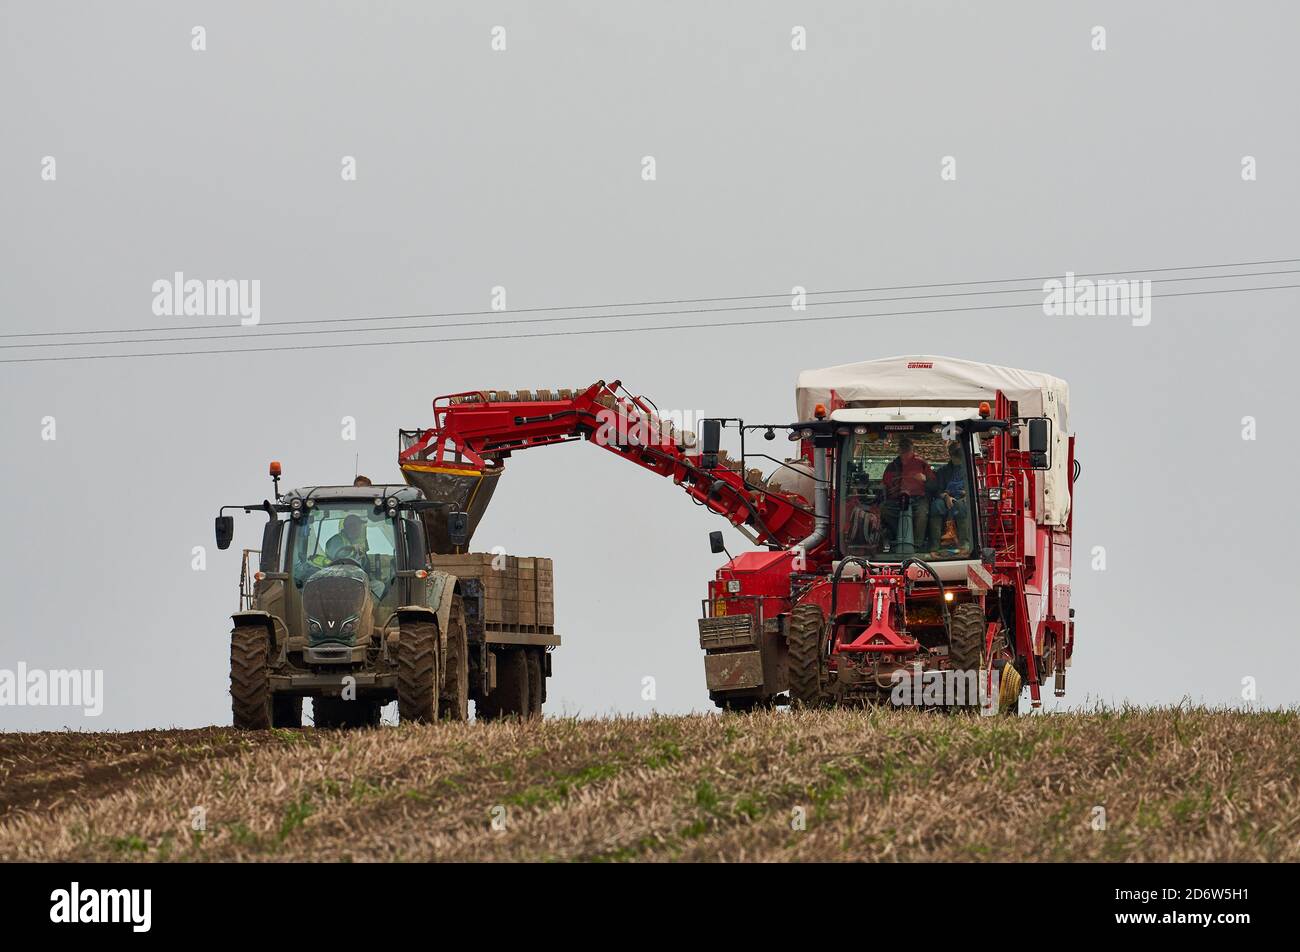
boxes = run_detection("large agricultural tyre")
[787,603,828,709]
[397,620,442,724]
[313,696,382,729]
[479,648,529,720]
[439,600,470,722]
[947,603,987,711]
[526,649,543,719]
[272,695,302,728]
[230,625,273,730]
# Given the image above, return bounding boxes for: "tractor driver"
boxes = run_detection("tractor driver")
[929,441,971,552]
[325,514,371,569]
[880,436,936,550]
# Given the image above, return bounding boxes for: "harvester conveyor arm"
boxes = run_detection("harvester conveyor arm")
[399,380,815,549]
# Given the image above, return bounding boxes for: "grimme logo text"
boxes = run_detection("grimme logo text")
[50,882,151,933]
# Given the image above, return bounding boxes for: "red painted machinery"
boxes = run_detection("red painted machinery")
[398,356,1077,713]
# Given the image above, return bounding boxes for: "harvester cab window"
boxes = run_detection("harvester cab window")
[839,426,975,561]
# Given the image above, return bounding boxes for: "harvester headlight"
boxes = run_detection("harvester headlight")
[988,487,1003,501]
[726,580,741,594]
[944,591,954,602]
[799,428,813,440]
[854,426,867,435]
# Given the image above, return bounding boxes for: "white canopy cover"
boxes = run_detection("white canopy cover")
[795,355,1072,526]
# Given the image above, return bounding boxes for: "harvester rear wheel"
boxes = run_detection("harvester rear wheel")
[787,604,828,709]
[230,625,272,730]
[439,601,470,721]
[398,620,442,724]
[948,603,986,711]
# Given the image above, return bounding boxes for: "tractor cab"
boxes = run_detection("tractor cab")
[216,479,465,667]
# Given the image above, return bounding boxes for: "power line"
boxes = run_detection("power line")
[3,267,1295,352]
[3,281,1295,366]
[1,255,1296,342]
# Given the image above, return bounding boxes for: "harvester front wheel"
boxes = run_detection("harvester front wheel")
[787,604,828,709]
[439,601,470,721]
[230,625,273,730]
[398,620,442,724]
[948,603,986,711]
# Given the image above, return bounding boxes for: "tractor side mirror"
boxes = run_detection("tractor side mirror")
[709,530,726,555]
[215,515,235,551]
[701,419,721,469]
[1027,418,1051,469]
[446,511,470,548]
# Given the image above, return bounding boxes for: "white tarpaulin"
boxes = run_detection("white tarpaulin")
[796,355,1072,525]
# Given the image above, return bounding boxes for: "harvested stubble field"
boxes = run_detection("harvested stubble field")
[0,707,1296,862]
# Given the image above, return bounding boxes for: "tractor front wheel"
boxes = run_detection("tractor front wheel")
[787,604,828,709]
[230,625,273,730]
[398,620,442,724]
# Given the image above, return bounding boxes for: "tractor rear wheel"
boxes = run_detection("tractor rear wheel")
[313,696,382,729]
[231,625,273,730]
[272,695,302,728]
[948,603,986,710]
[398,620,442,724]
[787,604,828,708]
[439,601,470,721]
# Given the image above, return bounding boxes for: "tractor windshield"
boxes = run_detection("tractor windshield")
[289,502,397,598]
[839,425,975,562]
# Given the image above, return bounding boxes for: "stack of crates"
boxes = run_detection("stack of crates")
[426,553,555,632]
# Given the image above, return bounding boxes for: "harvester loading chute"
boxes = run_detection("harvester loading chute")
[398,382,816,551]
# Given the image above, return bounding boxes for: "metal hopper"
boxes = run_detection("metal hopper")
[399,459,503,554]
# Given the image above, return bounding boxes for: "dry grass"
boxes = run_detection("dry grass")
[0,707,1296,862]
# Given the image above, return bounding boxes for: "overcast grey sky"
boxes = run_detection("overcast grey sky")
[2,2,1297,729]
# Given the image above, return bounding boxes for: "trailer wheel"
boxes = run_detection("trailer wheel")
[526,650,543,719]
[230,625,273,730]
[439,601,470,722]
[787,604,828,709]
[272,695,302,728]
[398,620,442,724]
[313,696,382,729]
[481,648,529,719]
[948,603,986,710]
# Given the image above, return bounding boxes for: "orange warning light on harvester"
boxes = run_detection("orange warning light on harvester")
[814,404,827,419]
[978,402,991,418]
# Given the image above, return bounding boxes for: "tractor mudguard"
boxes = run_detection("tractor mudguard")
[395,570,460,676]
[230,609,282,650]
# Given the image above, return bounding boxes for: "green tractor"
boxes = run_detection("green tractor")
[215,468,490,729]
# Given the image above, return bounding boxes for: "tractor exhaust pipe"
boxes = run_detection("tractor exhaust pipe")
[793,446,829,555]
